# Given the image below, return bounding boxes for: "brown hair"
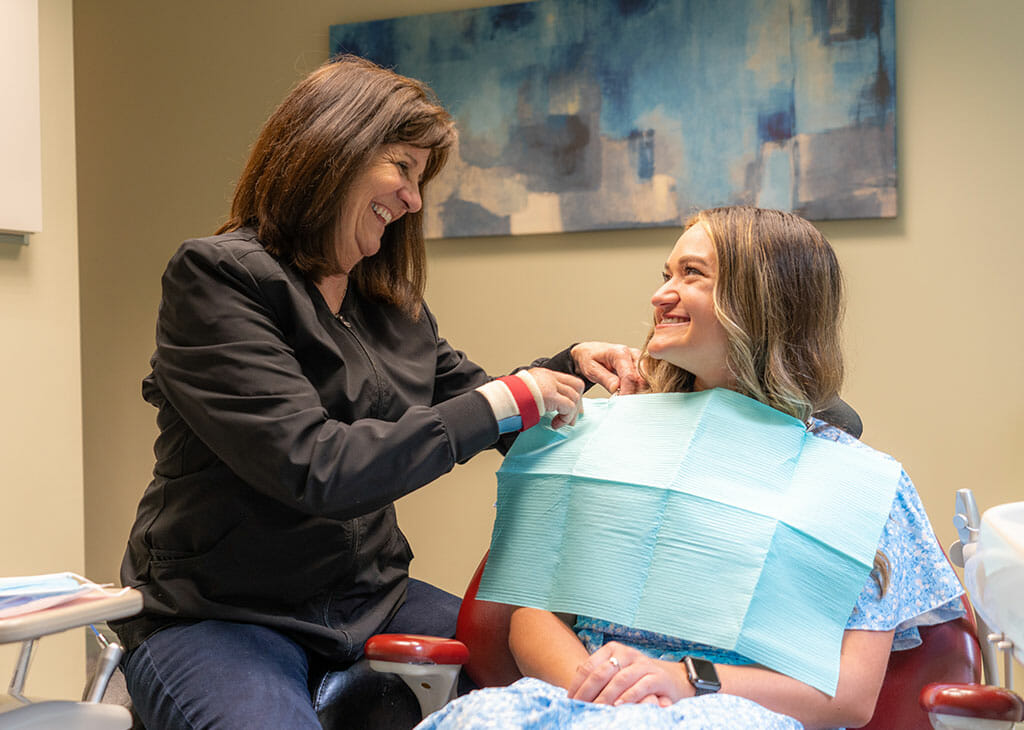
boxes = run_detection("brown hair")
[640,206,845,422]
[217,54,457,317]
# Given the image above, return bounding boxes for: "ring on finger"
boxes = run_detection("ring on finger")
[608,656,620,671]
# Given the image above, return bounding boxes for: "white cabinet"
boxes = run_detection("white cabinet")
[0,0,42,242]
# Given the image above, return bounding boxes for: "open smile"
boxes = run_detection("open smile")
[371,202,394,224]
[657,315,691,326]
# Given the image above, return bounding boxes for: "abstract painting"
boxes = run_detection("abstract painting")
[330,0,896,238]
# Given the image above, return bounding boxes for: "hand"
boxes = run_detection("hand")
[566,642,693,707]
[526,368,585,428]
[570,342,643,395]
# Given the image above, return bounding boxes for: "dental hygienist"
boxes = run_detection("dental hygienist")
[110,55,641,730]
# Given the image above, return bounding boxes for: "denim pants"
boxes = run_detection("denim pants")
[122,579,462,730]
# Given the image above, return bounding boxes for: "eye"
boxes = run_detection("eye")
[684,265,704,277]
[395,159,425,188]
[661,272,671,283]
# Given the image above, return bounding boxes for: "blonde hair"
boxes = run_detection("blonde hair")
[640,206,844,422]
[639,206,889,593]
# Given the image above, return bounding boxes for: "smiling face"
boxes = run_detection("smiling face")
[334,143,430,272]
[647,224,734,392]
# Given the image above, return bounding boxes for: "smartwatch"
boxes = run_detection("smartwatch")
[682,656,721,695]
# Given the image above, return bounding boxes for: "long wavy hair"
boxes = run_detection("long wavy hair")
[639,206,889,592]
[217,55,457,318]
[639,206,845,422]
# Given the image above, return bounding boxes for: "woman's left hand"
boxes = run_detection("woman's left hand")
[570,342,643,395]
[566,641,693,707]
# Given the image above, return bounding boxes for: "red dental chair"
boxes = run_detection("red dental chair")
[357,545,1019,730]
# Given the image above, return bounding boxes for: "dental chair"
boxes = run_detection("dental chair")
[358,540,999,730]
[98,490,1024,729]
[919,489,1023,729]
[69,490,1018,730]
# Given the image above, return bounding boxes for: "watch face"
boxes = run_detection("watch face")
[686,656,721,690]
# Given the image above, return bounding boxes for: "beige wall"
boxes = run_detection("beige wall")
[72,0,1021,694]
[0,0,85,700]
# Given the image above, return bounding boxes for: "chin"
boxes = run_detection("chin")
[647,340,666,357]
[647,345,677,364]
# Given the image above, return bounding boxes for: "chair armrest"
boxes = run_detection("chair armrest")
[920,682,1024,722]
[363,635,469,718]
[363,634,469,665]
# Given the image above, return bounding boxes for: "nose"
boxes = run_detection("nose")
[651,280,678,308]
[398,182,422,214]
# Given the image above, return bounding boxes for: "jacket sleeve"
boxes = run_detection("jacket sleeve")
[530,346,584,381]
[150,240,498,520]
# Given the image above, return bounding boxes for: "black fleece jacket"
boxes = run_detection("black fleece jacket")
[111,228,577,660]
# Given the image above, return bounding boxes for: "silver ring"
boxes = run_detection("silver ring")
[608,656,620,671]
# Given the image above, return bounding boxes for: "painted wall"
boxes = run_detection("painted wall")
[0,0,84,700]
[72,0,1022,697]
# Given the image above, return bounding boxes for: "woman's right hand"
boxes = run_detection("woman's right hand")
[526,367,585,428]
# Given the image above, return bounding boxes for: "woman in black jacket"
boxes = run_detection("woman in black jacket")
[112,55,640,729]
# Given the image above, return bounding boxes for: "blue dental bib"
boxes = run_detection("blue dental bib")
[478,390,900,695]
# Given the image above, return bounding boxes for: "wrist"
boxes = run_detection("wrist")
[568,343,583,373]
[512,370,544,418]
[476,372,543,434]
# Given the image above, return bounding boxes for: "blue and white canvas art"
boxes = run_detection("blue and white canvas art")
[330,0,896,238]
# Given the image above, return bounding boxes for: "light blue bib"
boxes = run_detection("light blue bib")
[478,390,901,695]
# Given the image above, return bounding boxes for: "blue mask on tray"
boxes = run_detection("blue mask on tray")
[478,389,900,695]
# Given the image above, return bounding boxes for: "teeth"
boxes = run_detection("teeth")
[371,203,393,224]
[661,316,688,324]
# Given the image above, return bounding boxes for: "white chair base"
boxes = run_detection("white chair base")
[368,659,460,717]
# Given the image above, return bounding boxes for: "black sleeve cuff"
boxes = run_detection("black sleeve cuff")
[434,390,501,463]
[529,344,595,391]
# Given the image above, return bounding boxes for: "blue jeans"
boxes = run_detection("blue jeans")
[123,579,463,730]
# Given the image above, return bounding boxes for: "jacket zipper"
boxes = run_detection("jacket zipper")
[334,312,386,418]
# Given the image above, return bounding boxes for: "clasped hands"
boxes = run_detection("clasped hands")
[528,342,644,429]
[566,642,696,708]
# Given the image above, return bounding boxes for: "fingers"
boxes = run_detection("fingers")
[606,659,691,707]
[527,368,584,427]
[598,670,659,706]
[578,654,654,706]
[565,642,618,700]
[616,348,644,395]
[595,345,642,395]
[569,648,691,707]
[570,342,644,395]
[567,652,624,703]
[567,642,646,704]
[566,647,598,698]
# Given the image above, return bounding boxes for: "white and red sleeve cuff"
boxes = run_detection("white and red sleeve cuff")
[476,370,546,433]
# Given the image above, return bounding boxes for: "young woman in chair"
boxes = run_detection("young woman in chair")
[416,207,966,730]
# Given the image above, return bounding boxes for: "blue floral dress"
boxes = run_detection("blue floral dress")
[416,421,966,730]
